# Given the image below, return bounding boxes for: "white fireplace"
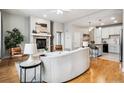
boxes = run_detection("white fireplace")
[32,33,51,52]
[30,17,51,52]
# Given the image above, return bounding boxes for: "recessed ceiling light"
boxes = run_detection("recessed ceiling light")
[111,17,116,20]
[43,14,47,18]
[113,20,118,23]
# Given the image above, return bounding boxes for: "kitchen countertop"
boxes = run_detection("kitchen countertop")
[95,44,103,45]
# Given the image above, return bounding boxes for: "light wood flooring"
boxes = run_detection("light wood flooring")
[0,56,124,83]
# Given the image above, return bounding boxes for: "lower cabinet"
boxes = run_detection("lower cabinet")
[109,44,120,53]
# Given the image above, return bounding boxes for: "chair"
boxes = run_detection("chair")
[90,48,99,57]
[89,41,99,57]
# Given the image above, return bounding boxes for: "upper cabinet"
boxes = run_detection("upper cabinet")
[102,27,109,38]
[101,25,122,38]
[112,26,121,35]
[94,28,102,44]
[94,25,122,44]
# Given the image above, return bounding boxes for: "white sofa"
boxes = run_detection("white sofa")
[15,47,90,83]
[41,47,90,82]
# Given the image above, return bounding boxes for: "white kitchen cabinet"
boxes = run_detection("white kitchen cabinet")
[113,26,121,35]
[109,44,120,53]
[108,27,114,35]
[102,26,121,37]
[109,26,120,35]
[102,27,109,38]
[94,28,102,44]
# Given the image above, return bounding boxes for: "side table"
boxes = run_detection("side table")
[19,60,42,83]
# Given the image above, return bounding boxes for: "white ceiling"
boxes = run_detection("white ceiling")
[3,9,123,27]
[71,9,123,27]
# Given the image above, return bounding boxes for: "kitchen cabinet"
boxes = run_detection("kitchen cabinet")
[113,26,121,35]
[102,27,109,38]
[108,26,120,35]
[109,44,120,53]
[102,26,121,38]
[108,27,114,35]
[94,28,102,44]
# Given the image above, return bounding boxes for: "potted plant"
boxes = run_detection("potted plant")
[4,28,24,56]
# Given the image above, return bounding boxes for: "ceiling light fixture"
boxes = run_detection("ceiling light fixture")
[51,9,71,15]
[56,9,63,15]
[88,22,94,32]
[98,19,102,30]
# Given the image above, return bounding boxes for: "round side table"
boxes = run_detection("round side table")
[19,60,42,83]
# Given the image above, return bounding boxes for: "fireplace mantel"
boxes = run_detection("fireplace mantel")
[32,33,51,37]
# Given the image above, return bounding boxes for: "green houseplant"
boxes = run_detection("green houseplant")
[4,28,24,56]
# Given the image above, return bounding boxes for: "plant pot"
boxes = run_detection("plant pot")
[9,47,22,57]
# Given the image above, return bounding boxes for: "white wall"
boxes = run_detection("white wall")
[2,12,30,58]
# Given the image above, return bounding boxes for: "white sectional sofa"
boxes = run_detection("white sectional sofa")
[16,47,90,83]
[41,47,90,82]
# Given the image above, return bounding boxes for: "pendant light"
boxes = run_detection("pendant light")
[88,21,94,32]
[98,19,102,30]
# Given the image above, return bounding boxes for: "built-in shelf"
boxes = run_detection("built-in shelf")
[32,33,51,37]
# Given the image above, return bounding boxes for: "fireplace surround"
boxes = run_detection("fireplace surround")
[32,34,51,52]
[36,38,46,49]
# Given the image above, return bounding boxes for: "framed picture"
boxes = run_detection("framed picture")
[35,22,47,33]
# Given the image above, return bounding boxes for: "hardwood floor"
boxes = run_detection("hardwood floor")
[0,56,124,83]
[69,58,124,83]
[0,56,28,83]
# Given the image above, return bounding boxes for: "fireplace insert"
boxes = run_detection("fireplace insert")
[36,39,46,49]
